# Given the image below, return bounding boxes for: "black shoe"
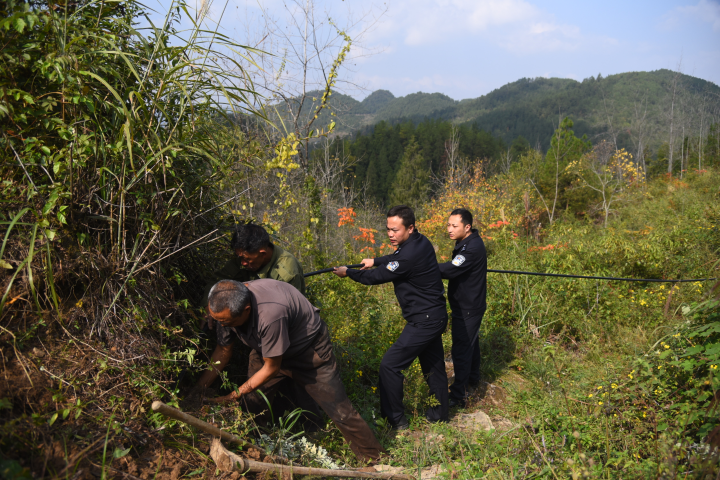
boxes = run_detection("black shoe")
[448,397,465,408]
[425,416,447,424]
[393,422,410,431]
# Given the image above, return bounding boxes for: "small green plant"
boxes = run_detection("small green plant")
[0,459,33,480]
[254,391,305,456]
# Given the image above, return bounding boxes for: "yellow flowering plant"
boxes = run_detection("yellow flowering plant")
[624,292,720,440]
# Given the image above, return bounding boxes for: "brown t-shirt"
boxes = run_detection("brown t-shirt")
[215,279,322,359]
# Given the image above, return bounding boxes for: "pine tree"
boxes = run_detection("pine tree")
[390,138,429,210]
[364,156,380,200]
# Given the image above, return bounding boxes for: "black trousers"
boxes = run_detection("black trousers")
[449,310,484,401]
[379,317,449,426]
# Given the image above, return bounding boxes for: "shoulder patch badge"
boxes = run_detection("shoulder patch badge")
[387,261,400,271]
[452,255,466,266]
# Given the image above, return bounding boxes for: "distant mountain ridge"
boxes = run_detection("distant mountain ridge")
[356,89,395,114]
[283,70,720,152]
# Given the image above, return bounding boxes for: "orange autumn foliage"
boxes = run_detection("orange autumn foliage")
[337,207,357,227]
[354,227,377,244]
[418,170,516,244]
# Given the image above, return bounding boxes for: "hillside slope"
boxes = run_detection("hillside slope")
[279,70,720,151]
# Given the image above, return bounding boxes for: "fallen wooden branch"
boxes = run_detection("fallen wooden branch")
[151,400,291,465]
[210,438,414,480]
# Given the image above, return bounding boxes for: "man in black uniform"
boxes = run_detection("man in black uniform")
[332,205,449,429]
[438,208,487,407]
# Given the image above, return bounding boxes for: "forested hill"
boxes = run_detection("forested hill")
[289,70,720,151]
[325,119,509,206]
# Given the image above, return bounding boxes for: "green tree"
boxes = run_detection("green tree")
[649,142,670,177]
[705,123,720,167]
[510,135,531,160]
[346,118,505,204]
[532,117,591,223]
[390,139,428,210]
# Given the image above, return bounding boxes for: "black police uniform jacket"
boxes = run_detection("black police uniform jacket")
[347,231,447,323]
[438,229,487,316]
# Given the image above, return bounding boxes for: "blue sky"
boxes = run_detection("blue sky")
[147,0,720,101]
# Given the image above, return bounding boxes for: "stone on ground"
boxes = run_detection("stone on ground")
[476,381,508,407]
[421,464,445,480]
[373,465,406,475]
[491,416,515,430]
[453,410,494,432]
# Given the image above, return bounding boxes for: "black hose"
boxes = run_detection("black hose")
[304,264,364,277]
[487,269,716,283]
[304,264,716,283]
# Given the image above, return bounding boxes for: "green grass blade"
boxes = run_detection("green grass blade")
[0,208,30,261]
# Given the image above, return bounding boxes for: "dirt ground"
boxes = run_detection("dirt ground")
[1,340,519,479]
[0,340,211,479]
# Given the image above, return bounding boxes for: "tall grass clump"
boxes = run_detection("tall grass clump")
[1,0,261,341]
[0,0,281,473]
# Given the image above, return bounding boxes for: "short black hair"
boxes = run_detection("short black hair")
[208,280,251,316]
[450,208,473,227]
[230,223,271,253]
[387,205,415,228]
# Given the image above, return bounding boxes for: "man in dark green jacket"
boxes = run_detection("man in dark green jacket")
[196,223,315,425]
[202,223,305,318]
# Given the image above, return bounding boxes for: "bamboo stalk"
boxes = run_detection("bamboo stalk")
[151,400,289,464]
[210,438,414,480]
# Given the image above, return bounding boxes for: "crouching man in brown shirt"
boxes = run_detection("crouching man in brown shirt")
[195,278,384,462]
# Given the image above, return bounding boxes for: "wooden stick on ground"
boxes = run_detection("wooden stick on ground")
[151,400,290,464]
[210,438,415,480]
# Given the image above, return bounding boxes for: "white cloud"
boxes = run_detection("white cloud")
[367,0,605,54]
[662,0,720,32]
[371,0,536,46]
[496,21,583,53]
[400,0,537,45]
